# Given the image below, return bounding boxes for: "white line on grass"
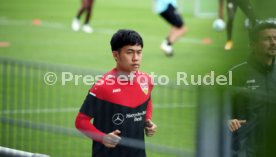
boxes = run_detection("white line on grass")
[0,17,65,29]
[0,16,208,44]
[0,104,195,115]
[0,107,78,115]
[155,104,196,108]
[179,38,203,44]
[0,16,116,34]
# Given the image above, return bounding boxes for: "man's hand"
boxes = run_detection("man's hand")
[145,119,157,137]
[228,119,246,132]
[102,130,121,148]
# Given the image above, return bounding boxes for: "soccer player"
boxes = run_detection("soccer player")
[227,18,276,156]
[75,29,157,157]
[224,0,237,50]
[218,0,256,50]
[71,0,95,33]
[154,0,187,57]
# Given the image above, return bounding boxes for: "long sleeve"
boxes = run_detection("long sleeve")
[145,98,152,120]
[75,112,106,143]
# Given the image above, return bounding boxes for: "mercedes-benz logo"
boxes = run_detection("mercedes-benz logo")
[112,113,124,125]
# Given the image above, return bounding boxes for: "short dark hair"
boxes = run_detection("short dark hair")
[249,18,276,42]
[110,29,143,52]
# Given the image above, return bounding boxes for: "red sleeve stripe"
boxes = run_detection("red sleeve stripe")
[75,112,106,143]
[145,98,152,120]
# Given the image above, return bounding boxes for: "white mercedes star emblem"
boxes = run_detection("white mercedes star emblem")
[112,113,124,125]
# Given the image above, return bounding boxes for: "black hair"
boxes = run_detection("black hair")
[249,18,276,42]
[110,29,143,52]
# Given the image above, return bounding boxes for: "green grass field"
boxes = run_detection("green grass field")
[0,0,251,156]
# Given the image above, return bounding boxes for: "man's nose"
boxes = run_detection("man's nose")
[132,53,139,61]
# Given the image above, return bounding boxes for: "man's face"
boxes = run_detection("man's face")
[113,44,142,73]
[252,28,276,57]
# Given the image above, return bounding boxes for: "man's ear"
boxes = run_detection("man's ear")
[112,51,119,62]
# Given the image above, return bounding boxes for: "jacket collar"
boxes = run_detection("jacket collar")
[247,54,275,73]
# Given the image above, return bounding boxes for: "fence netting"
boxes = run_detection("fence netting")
[0,58,197,157]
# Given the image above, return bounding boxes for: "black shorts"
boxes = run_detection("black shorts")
[159,4,184,28]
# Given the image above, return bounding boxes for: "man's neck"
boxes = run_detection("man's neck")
[254,54,274,66]
[114,68,137,80]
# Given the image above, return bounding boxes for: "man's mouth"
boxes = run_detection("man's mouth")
[132,64,139,67]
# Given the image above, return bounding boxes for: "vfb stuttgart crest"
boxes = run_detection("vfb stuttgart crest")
[138,76,149,95]
[140,83,148,95]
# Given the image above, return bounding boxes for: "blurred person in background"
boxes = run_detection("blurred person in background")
[219,0,237,50]
[72,0,95,33]
[228,18,276,157]
[218,0,256,50]
[75,29,157,157]
[154,0,187,57]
